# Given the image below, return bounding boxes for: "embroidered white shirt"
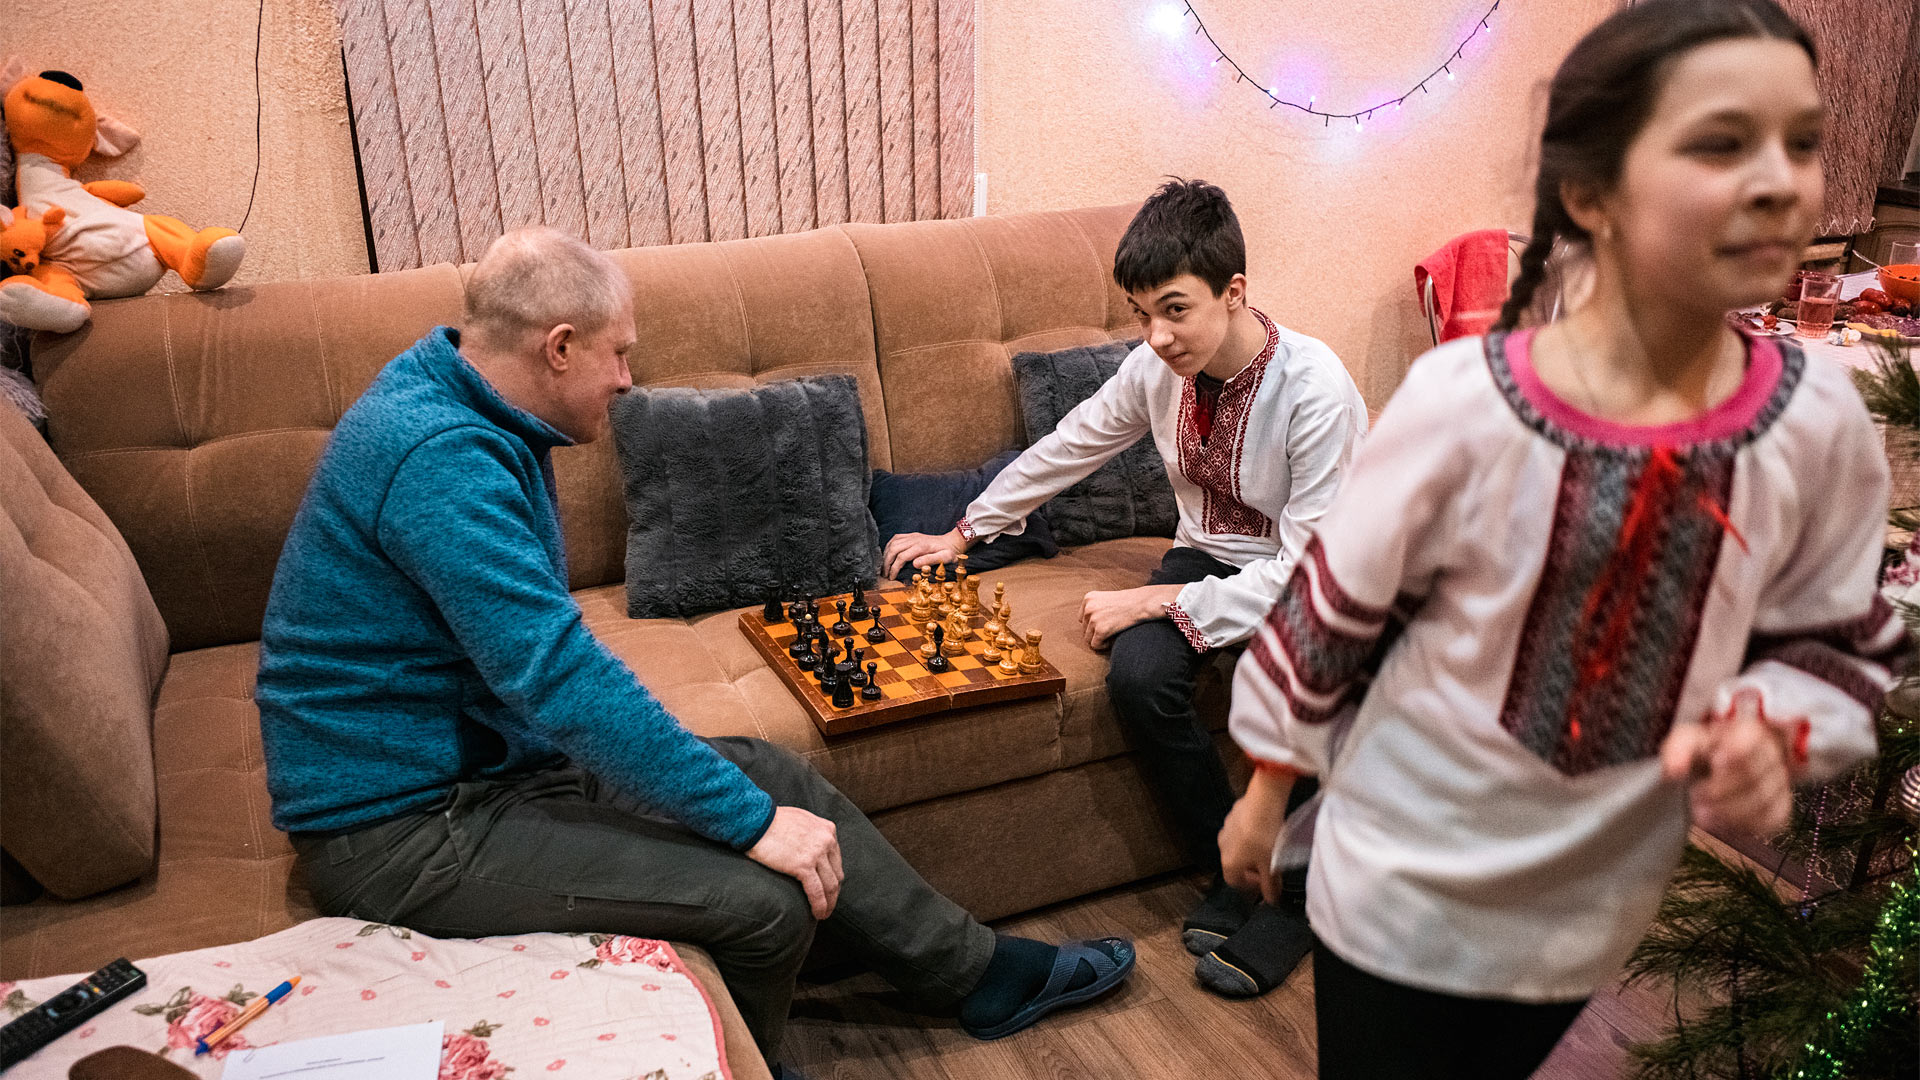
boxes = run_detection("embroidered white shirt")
[960,310,1367,650]
[1231,330,1896,1002]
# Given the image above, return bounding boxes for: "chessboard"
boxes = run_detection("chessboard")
[738,585,1066,737]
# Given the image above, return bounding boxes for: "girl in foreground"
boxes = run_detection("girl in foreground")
[1219,2,1904,1076]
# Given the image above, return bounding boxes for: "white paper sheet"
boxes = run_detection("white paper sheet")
[219,1020,444,1080]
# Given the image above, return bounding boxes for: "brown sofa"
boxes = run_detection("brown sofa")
[0,204,1242,1074]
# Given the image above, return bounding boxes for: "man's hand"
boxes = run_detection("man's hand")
[745,807,844,919]
[1080,584,1185,650]
[1219,768,1295,904]
[882,528,968,581]
[1659,689,1795,838]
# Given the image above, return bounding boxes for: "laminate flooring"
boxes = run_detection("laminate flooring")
[780,872,1673,1079]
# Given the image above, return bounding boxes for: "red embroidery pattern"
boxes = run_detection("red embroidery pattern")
[1166,601,1209,652]
[1177,311,1279,538]
[954,518,977,542]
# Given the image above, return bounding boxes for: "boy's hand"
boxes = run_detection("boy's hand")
[1219,768,1295,904]
[1659,689,1795,838]
[882,528,968,580]
[1080,584,1185,650]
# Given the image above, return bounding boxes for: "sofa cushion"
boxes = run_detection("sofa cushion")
[847,205,1142,472]
[869,450,1059,571]
[0,405,169,898]
[1011,340,1177,546]
[609,374,880,618]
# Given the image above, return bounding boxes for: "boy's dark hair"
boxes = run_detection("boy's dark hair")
[1497,0,1814,331]
[1113,178,1246,297]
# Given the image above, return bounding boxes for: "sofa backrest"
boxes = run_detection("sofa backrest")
[33,205,1138,653]
[848,205,1139,471]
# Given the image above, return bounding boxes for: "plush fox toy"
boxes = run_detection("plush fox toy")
[0,69,245,333]
[1,204,63,278]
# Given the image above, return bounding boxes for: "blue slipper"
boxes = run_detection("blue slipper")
[961,937,1135,1041]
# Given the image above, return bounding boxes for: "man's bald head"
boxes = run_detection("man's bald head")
[463,228,630,352]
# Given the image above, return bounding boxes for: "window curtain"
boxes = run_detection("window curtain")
[334,0,975,270]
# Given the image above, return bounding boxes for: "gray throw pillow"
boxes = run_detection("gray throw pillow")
[1011,340,1177,546]
[609,374,880,618]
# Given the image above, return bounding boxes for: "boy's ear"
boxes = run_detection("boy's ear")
[1223,272,1248,309]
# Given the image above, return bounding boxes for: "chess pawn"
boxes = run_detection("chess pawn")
[942,610,969,655]
[861,662,883,699]
[996,618,1020,674]
[920,620,942,661]
[997,629,1021,674]
[926,625,952,672]
[1019,630,1045,675]
[980,626,1003,665]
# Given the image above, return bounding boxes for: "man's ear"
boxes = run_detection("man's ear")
[543,323,576,372]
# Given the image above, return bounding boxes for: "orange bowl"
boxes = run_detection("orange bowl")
[1879,265,1920,305]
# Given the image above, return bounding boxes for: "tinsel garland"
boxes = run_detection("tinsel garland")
[1793,842,1919,1079]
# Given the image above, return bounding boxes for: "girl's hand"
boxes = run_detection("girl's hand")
[1218,767,1296,904]
[1659,689,1795,837]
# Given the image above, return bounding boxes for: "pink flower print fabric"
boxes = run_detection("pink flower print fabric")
[7,919,729,1079]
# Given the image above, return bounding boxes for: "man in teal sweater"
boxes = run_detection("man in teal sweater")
[256,229,1130,1071]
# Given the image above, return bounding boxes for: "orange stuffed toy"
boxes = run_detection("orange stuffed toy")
[0,70,245,333]
[1,204,64,278]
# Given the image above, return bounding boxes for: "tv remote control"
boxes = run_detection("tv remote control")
[0,958,146,1070]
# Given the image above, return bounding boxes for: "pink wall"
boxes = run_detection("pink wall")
[977,0,1617,405]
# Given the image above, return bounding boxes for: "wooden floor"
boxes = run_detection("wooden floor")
[780,873,1673,1079]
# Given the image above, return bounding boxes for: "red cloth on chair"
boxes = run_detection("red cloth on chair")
[1415,229,1512,342]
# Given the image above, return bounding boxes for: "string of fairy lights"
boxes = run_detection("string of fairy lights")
[1166,0,1502,129]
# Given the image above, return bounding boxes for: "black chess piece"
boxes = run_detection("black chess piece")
[927,625,951,673]
[814,639,838,683]
[848,648,869,687]
[831,600,855,637]
[763,596,786,624]
[787,598,808,623]
[861,662,883,699]
[848,590,872,622]
[836,637,858,678]
[831,672,856,709]
[787,635,809,660]
[795,636,819,668]
[865,605,887,644]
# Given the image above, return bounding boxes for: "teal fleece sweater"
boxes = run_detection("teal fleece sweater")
[256,328,775,848]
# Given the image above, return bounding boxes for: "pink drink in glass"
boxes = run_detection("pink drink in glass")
[1795,272,1840,338]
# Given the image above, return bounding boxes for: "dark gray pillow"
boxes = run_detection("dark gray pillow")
[1011,340,1177,546]
[609,374,880,618]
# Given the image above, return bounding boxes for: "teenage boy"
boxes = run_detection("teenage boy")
[883,179,1367,997]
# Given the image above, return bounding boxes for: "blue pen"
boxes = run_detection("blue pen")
[195,975,300,1056]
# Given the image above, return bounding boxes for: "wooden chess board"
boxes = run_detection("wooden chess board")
[738,587,1067,736]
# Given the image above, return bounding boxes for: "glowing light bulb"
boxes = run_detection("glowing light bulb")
[1148,3,1186,37]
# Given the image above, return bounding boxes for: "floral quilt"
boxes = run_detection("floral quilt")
[1,919,731,1080]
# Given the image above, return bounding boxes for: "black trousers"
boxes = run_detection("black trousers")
[1313,941,1587,1080]
[1106,545,1315,881]
[290,736,995,1060]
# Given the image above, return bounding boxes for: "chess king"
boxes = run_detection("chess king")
[254,228,1135,1075]
[883,179,1368,1000]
